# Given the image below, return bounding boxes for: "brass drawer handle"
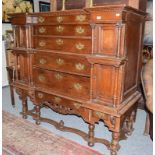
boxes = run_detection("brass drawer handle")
[38,75,45,82]
[57,16,63,23]
[75,63,85,71]
[74,83,82,90]
[39,41,46,47]
[76,15,86,22]
[96,111,104,118]
[56,26,64,32]
[39,58,47,64]
[38,16,45,23]
[56,58,64,65]
[75,43,84,50]
[76,26,85,34]
[37,92,44,99]
[39,27,46,33]
[54,97,62,103]
[54,73,63,80]
[56,39,63,45]
[73,102,81,109]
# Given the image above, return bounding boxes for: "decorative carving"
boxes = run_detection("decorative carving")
[76,15,86,22]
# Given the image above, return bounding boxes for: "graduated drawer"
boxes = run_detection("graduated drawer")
[33,37,91,54]
[33,68,90,100]
[33,52,91,76]
[33,25,91,36]
[35,91,90,118]
[35,14,90,24]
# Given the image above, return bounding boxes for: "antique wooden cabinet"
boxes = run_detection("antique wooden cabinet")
[10,5,146,155]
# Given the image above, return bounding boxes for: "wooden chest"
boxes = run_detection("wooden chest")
[10,5,146,155]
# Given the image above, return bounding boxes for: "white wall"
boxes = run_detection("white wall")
[33,0,50,12]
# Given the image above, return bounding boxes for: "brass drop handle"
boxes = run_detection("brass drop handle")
[96,111,104,118]
[56,39,63,45]
[38,75,45,82]
[76,26,85,34]
[73,102,81,109]
[57,16,63,23]
[56,26,64,32]
[38,16,45,23]
[54,97,62,103]
[39,41,46,47]
[75,63,85,71]
[37,92,44,99]
[39,27,46,33]
[75,43,85,50]
[76,15,86,22]
[74,83,82,90]
[54,73,63,80]
[56,58,64,65]
[39,58,47,64]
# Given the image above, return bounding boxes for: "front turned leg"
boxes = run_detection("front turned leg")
[22,98,28,119]
[88,124,95,147]
[35,105,41,125]
[110,132,120,155]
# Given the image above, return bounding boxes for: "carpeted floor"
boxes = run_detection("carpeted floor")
[2,87,153,155]
[3,111,102,155]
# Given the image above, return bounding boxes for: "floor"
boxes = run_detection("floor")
[2,86,153,155]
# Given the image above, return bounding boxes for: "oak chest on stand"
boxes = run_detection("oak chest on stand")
[10,4,146,155]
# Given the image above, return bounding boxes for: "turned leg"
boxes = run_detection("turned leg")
[22,98,28,119]
[127,111,135,136]
[110,132,120,155]
[144,112,150,136]
[88,124,95,147]
[35,105,41,125]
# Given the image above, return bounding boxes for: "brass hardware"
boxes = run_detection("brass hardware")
[37,92,44,99]
[39,27,46,33]
[75,43,85,50]
[54,97,62,103]
[76,26,85,34]
[54,73,63,80]
[56,58,64,65]
[57,16,63,23]
[56,39,63,45]
[39,41,46,47]
[38,16,45,23]
[76,15,86,22]
[74,83,82,90]
[56,25,64,32]
[38,75,45,82]
[73,102,81,109]
[96,111,104,118]
[75,63,85,71]
[39,58,47,64]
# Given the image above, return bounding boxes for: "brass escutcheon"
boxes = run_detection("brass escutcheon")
[56,58,64,65]
[75,63,85,71]
[39,41,46,47]
[39,27,46,33]
[38,16,45,23]
[56,39,63,45]
[74,83,82,90]
[76,26,85,34]
[76,15,86,22]
[56,25,64,32]
[75,43,84,50]
[37,92,44,99]
[73,102,81,109]
[39,58,47,64]
[57,16,63,23]
[38,75,45,82]
[54,97,62,103]
[54,73,63,80]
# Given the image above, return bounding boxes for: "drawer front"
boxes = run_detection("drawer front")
[34,25,92,36]
[33,37,91,54]
[33,69,90,100]
[35,91,90,121]
[36,14,90,24]
[33,52,91,76]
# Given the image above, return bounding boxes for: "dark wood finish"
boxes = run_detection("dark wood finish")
[9,5,146,155]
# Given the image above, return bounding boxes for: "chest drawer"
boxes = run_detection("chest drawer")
[33,52,91,76]
[35,14,90,25]
[33,68,90,100]
[33,37,92,54]
[33,25,92,37]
